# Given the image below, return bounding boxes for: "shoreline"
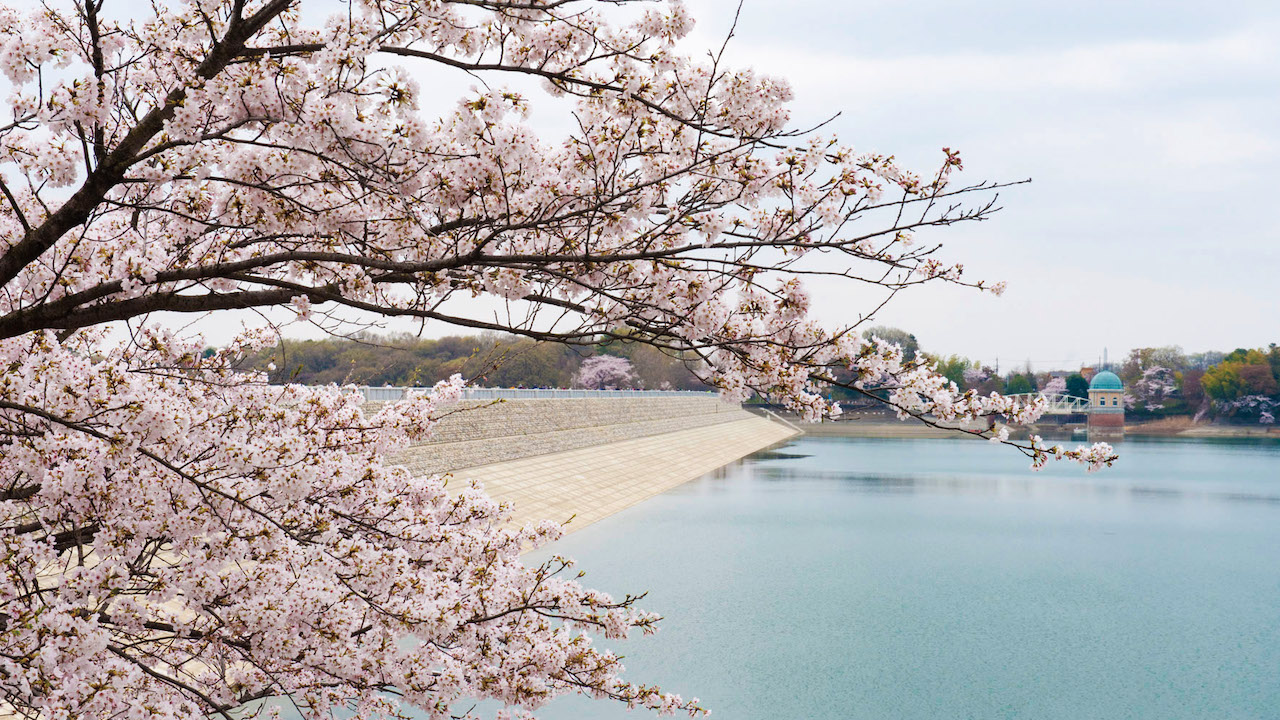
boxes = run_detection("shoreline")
[786,417,1280,441]
[1134,424,1280,439]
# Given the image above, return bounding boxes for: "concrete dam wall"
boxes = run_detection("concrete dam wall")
[389,395,798,534]
[396,396,757,476]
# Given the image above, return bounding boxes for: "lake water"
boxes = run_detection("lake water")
[529,436,1280,720]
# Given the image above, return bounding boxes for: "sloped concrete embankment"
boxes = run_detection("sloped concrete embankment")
[397,396,756,476]
[393,397,798,534]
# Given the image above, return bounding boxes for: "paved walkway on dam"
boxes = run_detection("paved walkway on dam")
[449,415,798,534]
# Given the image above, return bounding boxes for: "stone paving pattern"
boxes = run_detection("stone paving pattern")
[449,416,798,533]
[394,397,755,476]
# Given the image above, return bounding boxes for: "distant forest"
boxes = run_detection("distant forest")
[246,328,1280,425]
[248,332,711,391]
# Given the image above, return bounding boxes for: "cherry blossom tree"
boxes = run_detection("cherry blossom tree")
[1131,366,1178,410]
[1040,376,1066,396]
[962,366,990,389]
[1218,395,1279,424]
[574,354,636,390]
[0,1,1117,718]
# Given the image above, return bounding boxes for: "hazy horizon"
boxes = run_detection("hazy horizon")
[38,0,1275,371]
[287,0,1280,370]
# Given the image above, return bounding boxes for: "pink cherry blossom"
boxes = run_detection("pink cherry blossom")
[575,355,637,390]
[0,1,1116,718]
[1041,376,1067,396]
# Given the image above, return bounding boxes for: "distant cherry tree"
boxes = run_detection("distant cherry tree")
[1041,376,1067,395]
[963,366,990,388]
[1119,346,1188,386]
[1219,395,1279,424]
[0,0,1116,718]
[1131,366,1179,410]
[575,355,638,390]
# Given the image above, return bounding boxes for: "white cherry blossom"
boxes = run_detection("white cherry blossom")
[0,1,1116,718]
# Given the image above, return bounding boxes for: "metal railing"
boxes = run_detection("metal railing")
[357,386,719,403]
[1003,392,1093,414]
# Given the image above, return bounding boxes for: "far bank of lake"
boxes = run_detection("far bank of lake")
[797,414,1280,441]
[529,435,1280,720]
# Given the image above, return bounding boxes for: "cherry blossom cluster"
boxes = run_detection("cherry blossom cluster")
[1218,394,1279,425]
[962,367,991,387]
[1131,366,1179,410]
[574,354,637,390]
[0,0,1115,717]
[1040,376,1067,396]
[0,328,704,719]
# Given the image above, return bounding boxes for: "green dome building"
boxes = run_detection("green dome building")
[1088,370,1125,438]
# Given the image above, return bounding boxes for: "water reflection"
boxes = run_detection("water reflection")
[529,436,1280,720]
[750,466,1280,506]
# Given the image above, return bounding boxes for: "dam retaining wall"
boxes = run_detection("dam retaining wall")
[388,395,800,534]
[394,396,757,476]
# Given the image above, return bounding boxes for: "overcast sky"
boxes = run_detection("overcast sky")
[31,0,1277,370]
[669,0,1279,369]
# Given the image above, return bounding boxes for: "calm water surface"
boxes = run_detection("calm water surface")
[529,436,1280,720]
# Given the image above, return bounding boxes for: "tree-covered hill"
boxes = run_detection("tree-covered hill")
[247,332,711,391]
